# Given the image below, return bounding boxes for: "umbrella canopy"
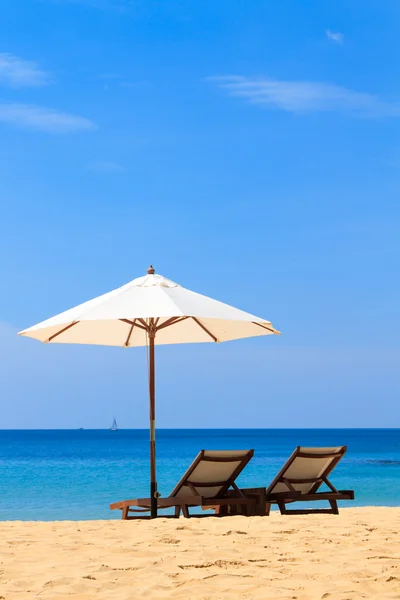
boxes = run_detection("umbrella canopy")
[19,266,280,517]
[19,268,280,346]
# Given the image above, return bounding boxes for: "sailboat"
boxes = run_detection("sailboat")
[109,417,118,431]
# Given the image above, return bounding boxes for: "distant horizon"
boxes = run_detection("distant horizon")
[2,427,399,431]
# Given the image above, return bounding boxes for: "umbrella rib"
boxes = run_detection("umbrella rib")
[45,321,79,343]
[191,317,218,342]
[252,322,281,335]
[156,316,189,331]
[124,319,136,347]
[119,318,147,332]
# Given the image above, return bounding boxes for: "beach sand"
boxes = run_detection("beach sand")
[1,507,399,600]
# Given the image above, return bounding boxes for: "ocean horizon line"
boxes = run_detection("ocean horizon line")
[1,427,399,431]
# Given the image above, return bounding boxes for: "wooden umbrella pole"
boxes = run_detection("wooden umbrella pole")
[149,319,158,518]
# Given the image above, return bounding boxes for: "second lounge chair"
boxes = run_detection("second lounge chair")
[263,446,355,515]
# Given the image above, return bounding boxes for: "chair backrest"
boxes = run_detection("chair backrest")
[170,449,254,499]
[265,446,347,495]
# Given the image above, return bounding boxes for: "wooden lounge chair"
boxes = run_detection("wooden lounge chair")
[110,449,255,519]
[264,446,354,515]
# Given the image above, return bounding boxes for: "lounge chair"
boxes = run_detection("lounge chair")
[110,449,255,519]
[263,446,354,515]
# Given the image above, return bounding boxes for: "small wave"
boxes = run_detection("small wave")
[367,459,400,465]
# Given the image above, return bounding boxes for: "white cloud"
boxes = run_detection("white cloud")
[0,53,49,87]
[0,103,97,133]
[326,30,344,44]
[88,160,126,173]
[210,76,400,118]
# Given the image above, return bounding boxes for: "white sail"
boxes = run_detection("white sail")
[110,417,118,431]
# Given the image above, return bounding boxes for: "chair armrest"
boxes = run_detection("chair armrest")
[110,495,203,510]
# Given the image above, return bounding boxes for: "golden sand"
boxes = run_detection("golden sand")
[1,508,400,599]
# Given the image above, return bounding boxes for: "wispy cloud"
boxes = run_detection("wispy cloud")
[96,74,148,89]
[97,73,123,80]
[0,53,49,87]
[388,157,400,169]
[120,80,148,88]
[326,30,344,44]
[0,104,97,133]
[88,160,126,173]
[210,76,400,118]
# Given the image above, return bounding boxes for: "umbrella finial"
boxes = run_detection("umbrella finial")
[147,265,155,275]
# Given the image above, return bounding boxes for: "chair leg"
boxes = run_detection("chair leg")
[265,503,271,516]
[182,505,190,518]
[277,500,287,515]
[122,506,129,520]
[329,499,339,515]
[174,506,181,518]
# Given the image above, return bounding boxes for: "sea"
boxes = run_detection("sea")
[1,429,399,521]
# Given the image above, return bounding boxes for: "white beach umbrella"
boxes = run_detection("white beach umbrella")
[19,266,280,517]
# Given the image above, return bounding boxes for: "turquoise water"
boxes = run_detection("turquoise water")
[1,429,399,520]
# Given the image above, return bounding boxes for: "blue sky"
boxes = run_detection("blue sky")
[0,0,399,428]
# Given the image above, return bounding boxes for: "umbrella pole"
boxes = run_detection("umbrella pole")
[149,322,157,518]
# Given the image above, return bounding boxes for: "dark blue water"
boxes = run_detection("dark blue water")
[1,429,399,520]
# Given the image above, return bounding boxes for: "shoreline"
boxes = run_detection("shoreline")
[0,504,398,523]
[2,507,400,599]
